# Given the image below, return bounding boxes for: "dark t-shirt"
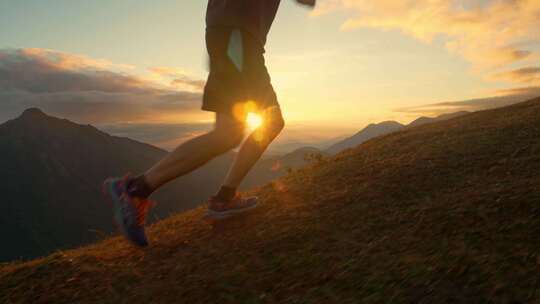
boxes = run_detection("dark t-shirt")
[206,0,281,46]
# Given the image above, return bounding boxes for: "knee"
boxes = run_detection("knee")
[266,110,285,137]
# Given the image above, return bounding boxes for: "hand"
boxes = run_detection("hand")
[296,0,316,8]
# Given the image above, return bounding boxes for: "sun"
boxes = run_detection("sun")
[246,112,263,130]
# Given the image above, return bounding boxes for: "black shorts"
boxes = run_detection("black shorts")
[202,28,279,115]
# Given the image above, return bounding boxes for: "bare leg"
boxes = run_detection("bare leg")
[222,106,285,188]
[144,112,246,191]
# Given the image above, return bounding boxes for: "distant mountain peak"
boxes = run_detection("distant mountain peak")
[20,108,48,119]
[407,111,470,128]
[364,120,403,130]
[326,120,404,154]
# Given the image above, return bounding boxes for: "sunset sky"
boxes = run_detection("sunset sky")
[1,0,539,151]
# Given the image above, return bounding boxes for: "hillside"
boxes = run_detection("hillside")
[1,97,540,303]
[244,146,326,189]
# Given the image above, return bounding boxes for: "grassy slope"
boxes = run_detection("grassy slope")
[1,97,540,304]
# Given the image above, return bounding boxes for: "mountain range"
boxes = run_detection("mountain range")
[325,111,469,154]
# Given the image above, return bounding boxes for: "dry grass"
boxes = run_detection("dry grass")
[1,97,540,303]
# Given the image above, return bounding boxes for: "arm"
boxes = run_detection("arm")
[295,0,316,8]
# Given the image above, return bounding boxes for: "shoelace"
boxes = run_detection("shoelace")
[134,198,155,227]
[120,174,155,227]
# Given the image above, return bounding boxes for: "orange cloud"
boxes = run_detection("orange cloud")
[495,86,540,97]
[148,66,205,91]
[0,48,204,124]
[493,66,540,84]
[393,93,534,117]
[148,66,189,78]
[20,48,135,72]
[170,78,206,91]
[315,0,540,82]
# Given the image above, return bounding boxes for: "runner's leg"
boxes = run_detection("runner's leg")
[143,112,246,192]
[222,106,284,188]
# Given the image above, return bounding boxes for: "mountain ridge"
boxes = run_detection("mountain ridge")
[326,120,405,154]
[326,111,470,154]
[0,109,191,262]
[408,111,470,128]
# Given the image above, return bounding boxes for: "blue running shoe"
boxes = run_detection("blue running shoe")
[103,175,154,247]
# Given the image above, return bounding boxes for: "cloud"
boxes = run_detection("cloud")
[315,0,540,82]
[394,91,539,117]
[493,66,540,84]
[98,122,212,151]
[495,85,540,96]
[148,66,189,78]
[148,66,205,91]
[0,48,207,124]
[170,77,206,90]
[0,50,149,94]
[11,48,136,72]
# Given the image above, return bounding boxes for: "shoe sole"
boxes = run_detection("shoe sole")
[203,197,259,222]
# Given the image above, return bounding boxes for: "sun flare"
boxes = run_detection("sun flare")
[246,112,263,130]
